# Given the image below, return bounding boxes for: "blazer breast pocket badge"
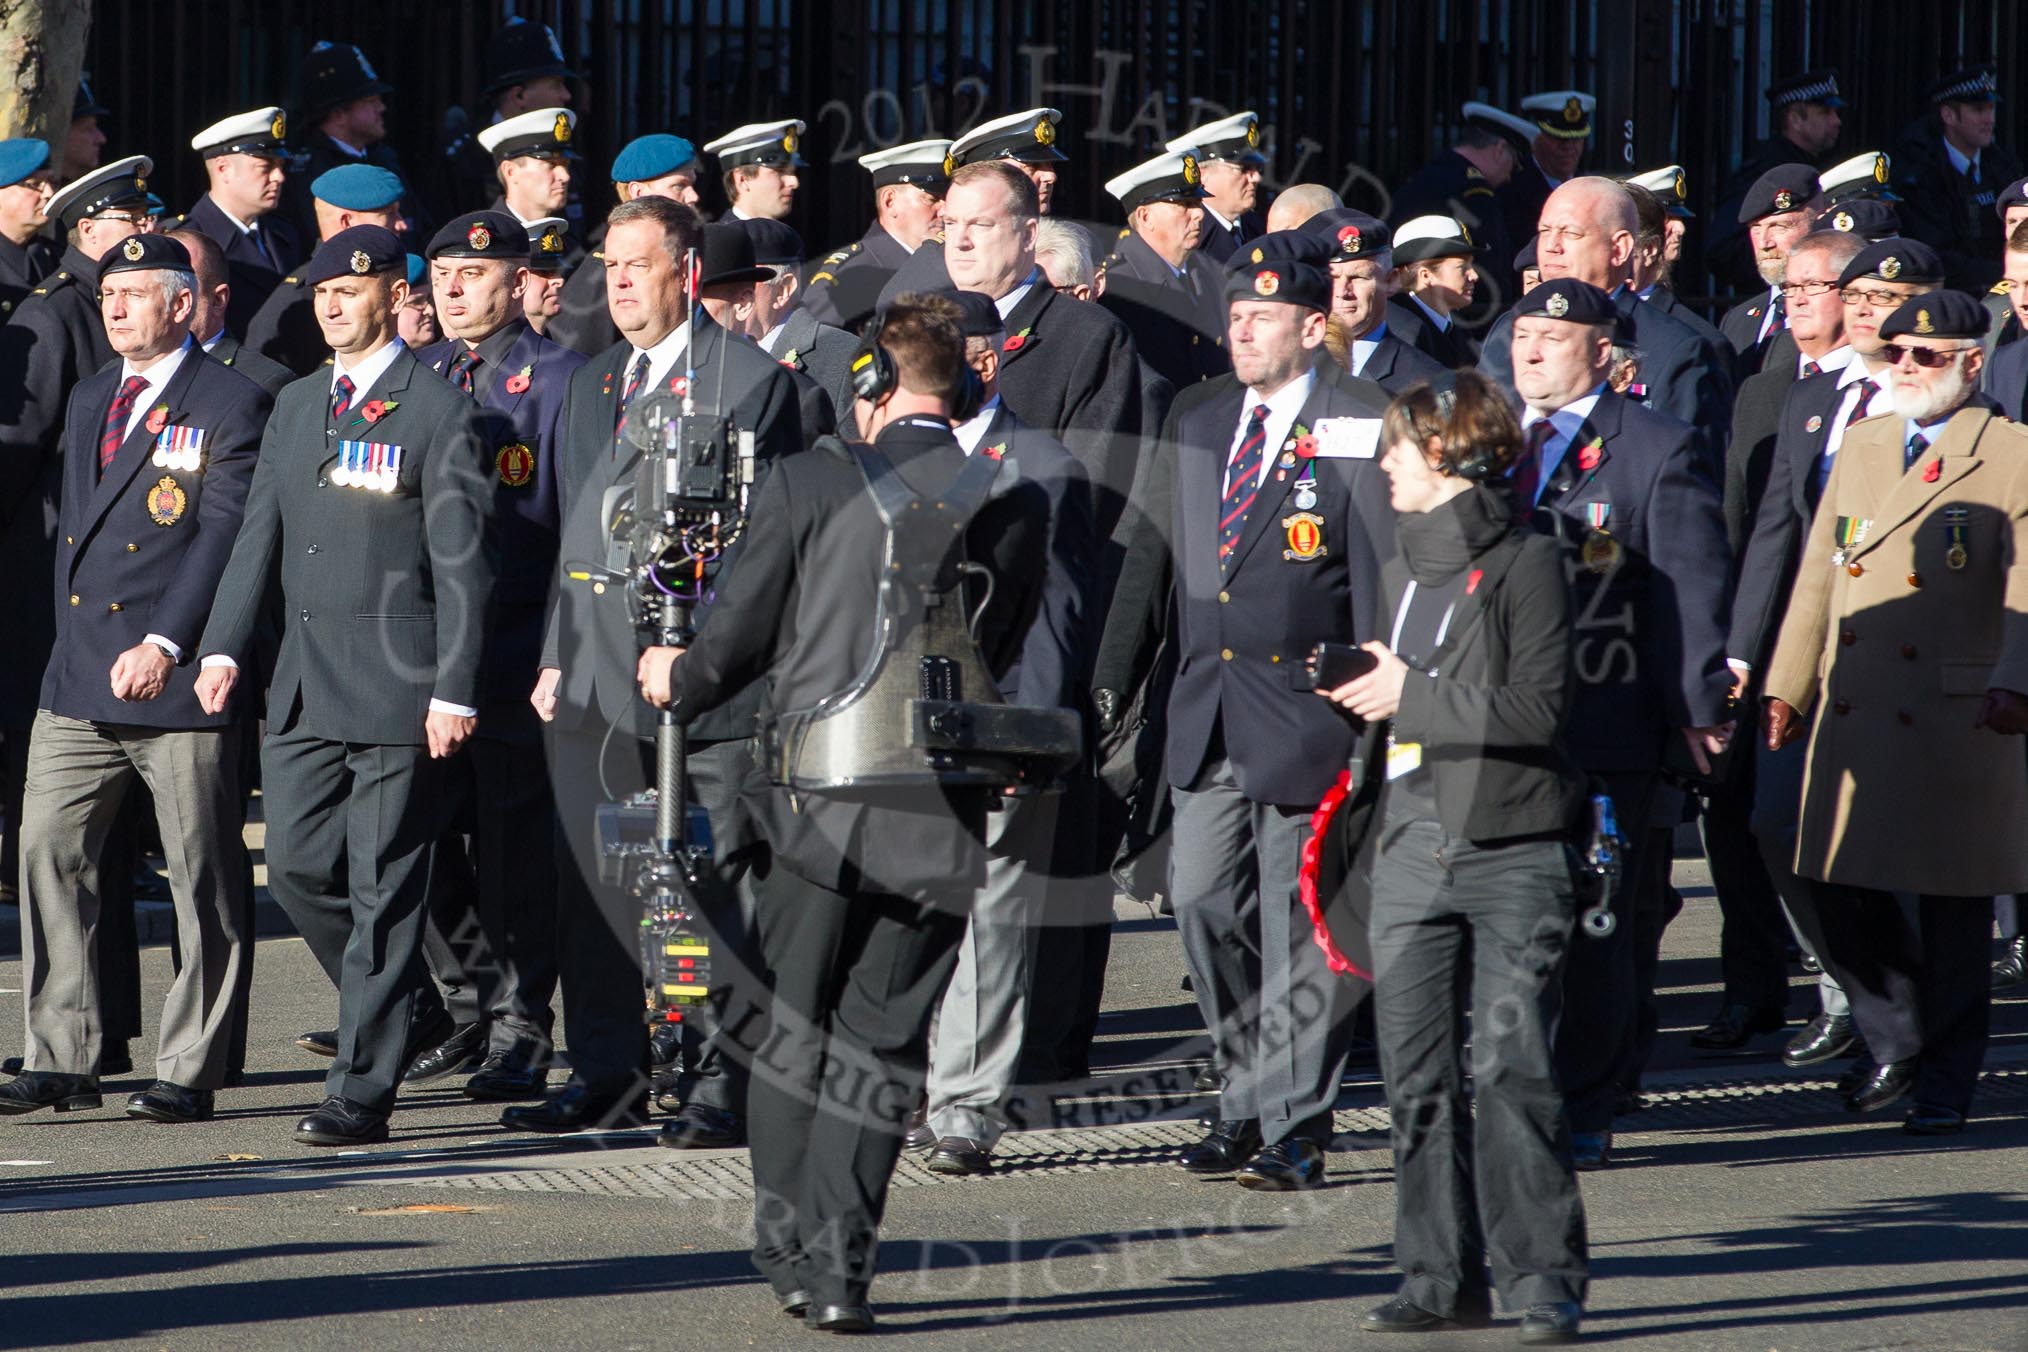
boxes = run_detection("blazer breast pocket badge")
[1283,510,1327,561]
[333,440,404,492]
[146,476,187,526]
[497,441,536,487]
[151,425,206,472]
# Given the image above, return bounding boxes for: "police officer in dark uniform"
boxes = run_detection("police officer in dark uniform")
[1713,70,1847,289]
[801,139,950,332]
[442,17,579,215]
[1168,112,1267,267]
[1393,103,1535,318]
[0,139,56,320]
[246,164,407,375]
[61,77,110,183]
[1893,64,2025,293]
[183,108,303,341]
[638,293,1050,1329]
[477,108,585,272]
[547,134,703,357]
[286,42,430,243]
[416,210,587,1100]
[1097,147,1230,391]
[193,225,496,1147]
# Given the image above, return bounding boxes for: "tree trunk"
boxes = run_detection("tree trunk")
[0,0,93,142]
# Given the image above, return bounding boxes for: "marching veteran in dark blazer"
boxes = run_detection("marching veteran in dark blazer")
[0,235,269,1125]
[416,209,587,1100]
[1763,289,2028,1136]
[193,225,495,1148]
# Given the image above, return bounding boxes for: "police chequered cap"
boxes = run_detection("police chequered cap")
[96,232,190,281]
[1514,235,1539,271]
[482,18,576,97]
[1739,164,1820,223]
[1819,151,1894,205]
[948,108,1067,169]
[298,41,392,118]
[1223,231,1331,312]
[310,163,404,211]
[426,210,529,261]
[524,216,569,273]
[301,224,405,286]
[1928,63,1999,106]
[610,134,698,184]
[1522,90,1596,140]
[1301,208,1393,260]
[1461,101,1537,148]
[1514,277,1616,325]
[858,139,951,190]
[190,107,288,159]
[935,288,1004,338]
[702,120,806,170]
[1815,198,1900,239]
[737,217,804,270]
[1838,237,1944,287]
[74,74,109,121]
[1391,214,1483,263]
[1104,149,1207,212]
[479,108,578,162]
[1165,111,1265,166]
[46,154,152,229]
[1766,69,1844,110]
[1626,165,1693,218]
[1998,175,2028,220]
[0,138,51,189]
[1879,289,1986,341]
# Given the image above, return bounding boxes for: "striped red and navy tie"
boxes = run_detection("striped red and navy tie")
[99,375,146,477]
[331,374,356,424]
[1219,404,1269,565]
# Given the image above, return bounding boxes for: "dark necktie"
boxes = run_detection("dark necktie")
[250,225,276,271]
[1219,404,1268,564]
[448,348,482,397]
[1850,377,1879,423]
[99,374,146,476]
[1906,430,1930,472]
[1512,419,1554,509]
[615,350,650,439]
[1802,360,1822,377]
[1768,294,1787,333]
[331,374,356,424]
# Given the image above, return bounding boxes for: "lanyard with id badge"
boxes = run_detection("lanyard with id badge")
[1383,580,1459,781]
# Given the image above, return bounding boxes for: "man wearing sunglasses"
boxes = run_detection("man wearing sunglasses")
[1762,287,2028,1138]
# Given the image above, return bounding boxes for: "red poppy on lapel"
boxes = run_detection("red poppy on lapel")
[1466,568,1483,595]
[1923,457,1941,483]
[670,376,689,397]
[1294,434,1319,458]
[362,400,394,424]
[145,405,169,435]
[504,364,532,395]
[1577,438,1603,472]
[1003,326,1032,353]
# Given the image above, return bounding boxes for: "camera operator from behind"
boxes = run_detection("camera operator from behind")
[522,194,800,1139]
[635,294,1050,1331]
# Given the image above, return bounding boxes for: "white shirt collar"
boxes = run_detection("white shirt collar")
[628,319,694,394]
[953,394,1003,456]
[728,205,753,221]
[1203,204,1237,233]
[208,196,262,236]
[1519,385,1606,503]
[1838,355,1893,390]
[200,330,224,354]
[1406,291,1450,332]
[759,321,788,355]
[994,267,1043,320]
[118,338,194,435]
[1801,344,1853,377]
[331,337,406,399]
[1229,368,1316,490]
[325,134,366,159]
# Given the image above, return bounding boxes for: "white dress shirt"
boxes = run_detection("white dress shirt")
[994,268,1043,321]
[623,320,693,395]
[1819,357,1896,488]
[953,394,1001,456]
[1227,368,1315,491]
[1349,322,1391,379]
[1517,386,1606,506]
[759,321,788,356]
[1799,343,1853,379]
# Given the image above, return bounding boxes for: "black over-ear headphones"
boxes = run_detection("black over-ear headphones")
[851,309,986,423]
[1429,378,1502,482]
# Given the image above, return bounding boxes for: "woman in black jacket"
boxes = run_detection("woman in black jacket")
[1317,371,1589,1345]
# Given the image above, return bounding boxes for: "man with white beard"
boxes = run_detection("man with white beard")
[1762,287,2028,1137]
[1718,165,1823,377]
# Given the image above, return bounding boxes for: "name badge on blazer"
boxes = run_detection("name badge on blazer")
[151,425,207,473]
[1307,416,1381,459]
[332,440,404,492]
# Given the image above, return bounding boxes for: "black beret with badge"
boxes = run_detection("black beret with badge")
[301,224,405,286]
[1301,208,1392,261]
[1838,237,1945,287]
[1223,230,1331,312]
[1738,164,1820,223]
[427,210,529,261]
[1816,197,1901,239]
[98,232,191,281]
[1878,289,1987,341]
[1514,277,1617,326]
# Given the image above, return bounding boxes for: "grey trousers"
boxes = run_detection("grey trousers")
[1751,739,1849,1018]
[19,712,248,1087]
[927,791,1059,1145]
[1170,754,1351,1144]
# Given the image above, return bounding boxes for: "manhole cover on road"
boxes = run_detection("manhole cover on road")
[406,1068,2028,1203]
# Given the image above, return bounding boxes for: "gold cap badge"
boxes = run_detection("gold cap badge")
[1254,270,1280,297]
[1880,255,1901,280]
[468,223,491,250]
[1034,118,1056,147]
[350,250,371,275]
[554,113,572,144]
[1563,96,1584,124]
[121,237,144,262]
[1545,292,1570,318]
[1914,309,1934,335]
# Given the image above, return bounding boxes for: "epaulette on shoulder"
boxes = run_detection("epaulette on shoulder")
[1117,226,1130,239]
[1993,280,2012,295]
[30,269,71,297]
[821,244,859,265]
[589,251,603,262]
[281,275,300,286]
[1464,166,1486,182]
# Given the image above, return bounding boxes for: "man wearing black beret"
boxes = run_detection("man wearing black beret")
[1718,164,1822,373]
[193,224,496,1146]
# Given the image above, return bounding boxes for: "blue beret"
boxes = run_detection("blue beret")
[405,254,428,288]
[610,133,698,184]
[301,225,406,286]
[310,163,404,211]
[1514,278,1617,325]
[1879,290,1987,342]
[1840,237,1944,287]
[0,138,51,189]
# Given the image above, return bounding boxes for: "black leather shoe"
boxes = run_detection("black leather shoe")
[1235,1137,1325,1191]
[1570,1131,1611,1170]
[464,1052,549,1101]
[223,1069,246,1088]
[808,1303,875,1333]
[0,1071,102,1116]
[648,1021,682,1074]
[1193,1062,1224,1093]
[398,1009,458,1078]
[295,1029,339,1058]
[99,1039,132,1076]
[1903,1103,1967,1135]
[903,1102,935,1152]
[1359,1295,1450,1332]
[1518,1300,1583,1344]
[124,1081,214,1123]
[1994,934,2028,988]
[0,1056,20,1077]
[402,1021,485,1084]
[926,1136,993,1175]
[1783,1013,1856,1068]
[779,1289,811,1318]
[1689,1003,1786,1049]
[657,1102,745,1149]
[1179,1119,1262,1174]
[1845,1058,1917,1113]
[295,1095,389,1146]
[1837,1053,1876,1097]
[499,1081,649,1134]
